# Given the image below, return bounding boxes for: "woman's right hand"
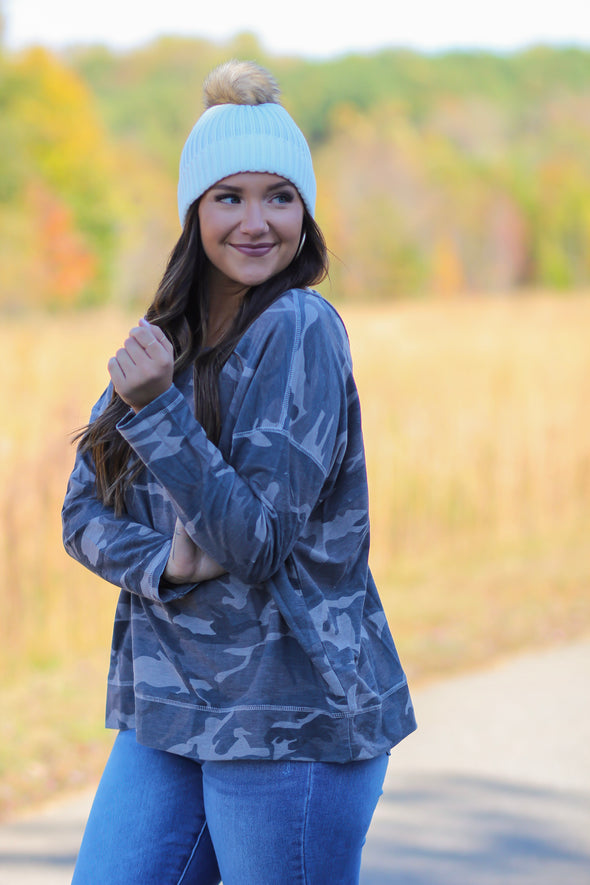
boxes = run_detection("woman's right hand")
[164,518,226,584]
[108,319,174,414]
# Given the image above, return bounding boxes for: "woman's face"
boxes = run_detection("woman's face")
[198,172,305,298]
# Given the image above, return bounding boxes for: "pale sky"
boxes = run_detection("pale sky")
[4,0,589,58]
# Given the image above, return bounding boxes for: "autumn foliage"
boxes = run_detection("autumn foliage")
[1,37,590,308]
[0,47,115,307]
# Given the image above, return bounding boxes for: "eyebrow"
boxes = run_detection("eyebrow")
[210,180,296,194]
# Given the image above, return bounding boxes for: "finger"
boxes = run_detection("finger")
[140,319,174,356]
[173,519,191,544]
[127,325,157,352]
[123,335,151,365]
[107,355,126,385]
[123,342,157,381]
[129,326,167,360]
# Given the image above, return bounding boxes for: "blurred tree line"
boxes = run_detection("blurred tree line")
[1,28,590,309]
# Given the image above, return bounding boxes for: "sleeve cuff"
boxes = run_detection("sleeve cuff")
[116,385,185,433]
[143,535,199,604]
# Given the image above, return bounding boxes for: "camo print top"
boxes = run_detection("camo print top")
[63,288,416,762]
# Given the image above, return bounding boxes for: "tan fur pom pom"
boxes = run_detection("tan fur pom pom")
[203,60,281,109]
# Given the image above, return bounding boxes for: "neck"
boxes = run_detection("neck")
[205,291,246,348]
[204,264,249,347]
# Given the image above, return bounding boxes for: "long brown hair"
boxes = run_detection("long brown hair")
[76,200,329,515]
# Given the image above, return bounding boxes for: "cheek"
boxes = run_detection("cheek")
[198,202,220,235]
[198,213,222,260]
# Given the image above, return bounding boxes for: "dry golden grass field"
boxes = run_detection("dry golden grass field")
[1,293,589,819]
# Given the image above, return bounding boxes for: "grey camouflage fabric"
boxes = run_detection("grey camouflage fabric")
[63,288,416,762]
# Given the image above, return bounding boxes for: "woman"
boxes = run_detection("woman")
[63,60,416,885]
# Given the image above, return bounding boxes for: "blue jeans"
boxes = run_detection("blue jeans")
[71,729,388,885]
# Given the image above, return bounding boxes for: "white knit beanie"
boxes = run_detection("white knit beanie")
[177,61,316,226]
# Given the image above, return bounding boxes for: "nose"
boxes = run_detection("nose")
[239,200,269,236]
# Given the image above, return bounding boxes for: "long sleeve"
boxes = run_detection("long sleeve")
[116,292,355,587]
[62,388,196,602]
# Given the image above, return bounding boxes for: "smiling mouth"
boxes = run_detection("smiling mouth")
[231,243,276,257]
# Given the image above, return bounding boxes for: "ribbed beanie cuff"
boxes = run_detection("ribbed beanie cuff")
[177,103,316,225]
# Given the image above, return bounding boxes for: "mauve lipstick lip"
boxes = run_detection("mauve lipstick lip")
[230,243,276,256]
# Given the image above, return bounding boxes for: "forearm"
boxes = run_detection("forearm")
[62,462,197,603]
[117,388,322,585]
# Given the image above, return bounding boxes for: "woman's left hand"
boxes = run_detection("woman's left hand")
[164,518,227,584]
[108,318,174,413]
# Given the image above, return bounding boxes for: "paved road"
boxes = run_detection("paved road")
[362,638,590,884]
[1,638,589,884]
